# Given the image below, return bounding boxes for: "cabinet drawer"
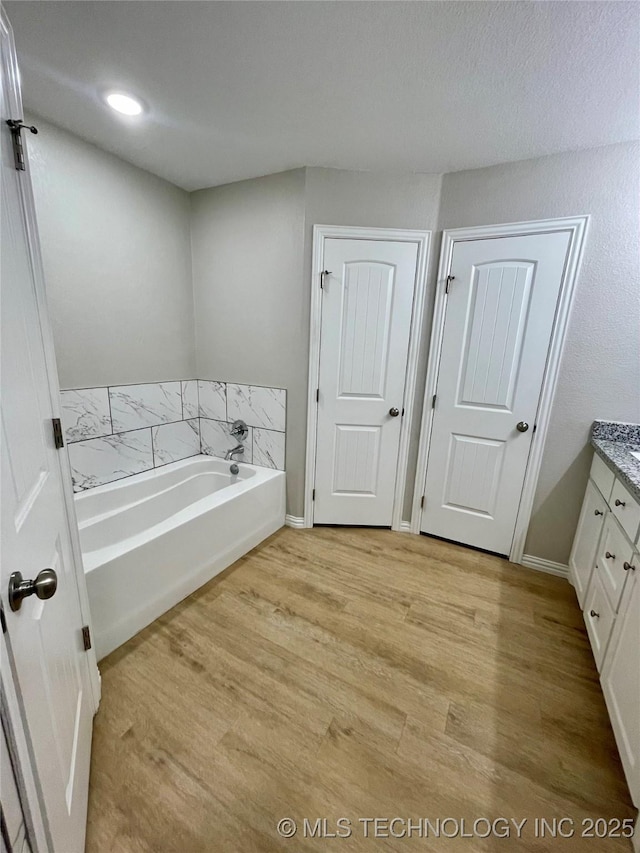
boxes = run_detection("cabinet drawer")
[610,478,640,542]
[584,570,615,671]
[590,453,615,502]
[595,514,634,611]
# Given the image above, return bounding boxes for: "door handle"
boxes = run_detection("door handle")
[516,421,529,432]
[8,569,58,612]
[389,407,400,417]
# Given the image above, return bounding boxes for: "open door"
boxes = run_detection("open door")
[419,225,581,556]
[1,11,98,852]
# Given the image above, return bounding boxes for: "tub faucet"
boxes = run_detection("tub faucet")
[225,444,244,461]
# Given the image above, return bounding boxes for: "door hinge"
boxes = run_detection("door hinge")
[81,625,92,651]
[52,418,64,449]
[432,394,437,408]
[6,120,38,171]
[445,274,455,295]
[420,495,425,509]
[312,489,316,501]
[320,270,331,289]
[316,388,319,403]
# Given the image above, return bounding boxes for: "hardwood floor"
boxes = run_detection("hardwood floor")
[87,527,635,852]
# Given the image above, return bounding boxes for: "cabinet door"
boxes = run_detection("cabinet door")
[596,513,634,611]
[569,480,608,606]
[601,567,639,807]
[584,569,616,671]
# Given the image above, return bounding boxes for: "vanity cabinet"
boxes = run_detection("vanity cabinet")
[569,450,639,808]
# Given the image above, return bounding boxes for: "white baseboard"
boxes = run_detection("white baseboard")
[285,514,305,529]
[397,521,412,533]
[520,554,569,579]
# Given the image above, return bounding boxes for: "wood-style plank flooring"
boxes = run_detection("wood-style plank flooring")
[87,527,635,852]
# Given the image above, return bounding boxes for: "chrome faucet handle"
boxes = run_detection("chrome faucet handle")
[230,419,248,440]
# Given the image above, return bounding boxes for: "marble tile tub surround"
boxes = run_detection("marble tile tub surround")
[591,420,640,502]
[60,378,286,491]
[61,380,203,491]
[198,379,286,471]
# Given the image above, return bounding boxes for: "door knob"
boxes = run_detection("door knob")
[516,421,529,432]
[389,407,400,417]
[8,569,58,612]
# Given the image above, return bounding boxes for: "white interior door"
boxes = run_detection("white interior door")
[1,15,95,853]
[421,231,571,555]
[314,238,418,525]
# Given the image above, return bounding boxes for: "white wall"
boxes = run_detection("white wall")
[439,141,640,563]
[191,169,306,510]
[28,116,195,388]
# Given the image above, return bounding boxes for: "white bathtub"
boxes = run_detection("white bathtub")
[75,455,285,659]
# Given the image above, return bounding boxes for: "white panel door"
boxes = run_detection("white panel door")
[1,15,94,853]
[314,238,418,525]
[421,231,571,554]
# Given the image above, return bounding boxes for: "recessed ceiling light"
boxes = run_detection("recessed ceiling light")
[105,92,144,116]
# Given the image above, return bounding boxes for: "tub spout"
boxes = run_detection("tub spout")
[225,444,244,461]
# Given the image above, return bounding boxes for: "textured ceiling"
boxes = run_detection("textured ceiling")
[6,1,639,190]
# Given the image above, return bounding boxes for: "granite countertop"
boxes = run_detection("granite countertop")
[591,420,640,503]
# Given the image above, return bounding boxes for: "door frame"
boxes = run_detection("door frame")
[304,224,431,529]
[410,215,589,563]
[1,8,100,846]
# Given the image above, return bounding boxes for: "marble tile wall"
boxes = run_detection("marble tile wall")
[60,379,286,491]
[198,380,286,471]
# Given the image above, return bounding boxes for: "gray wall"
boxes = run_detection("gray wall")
[28,117,195,388]
[439,141,640,563]
[32,123,639,562]
[190,169,307,510]
[191,167,442,518]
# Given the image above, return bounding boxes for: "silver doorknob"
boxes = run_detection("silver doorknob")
[516,421,529,432]
[389,407,400,417]
[8,569,58,612]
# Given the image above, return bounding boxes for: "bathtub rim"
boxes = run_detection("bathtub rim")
[75,455,285,572]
